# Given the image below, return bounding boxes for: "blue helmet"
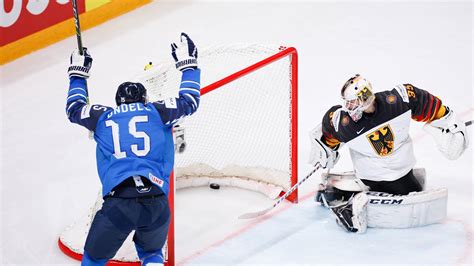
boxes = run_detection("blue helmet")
[115,82,147,106]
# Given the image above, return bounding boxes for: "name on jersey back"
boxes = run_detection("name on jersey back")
[106,102,152,119]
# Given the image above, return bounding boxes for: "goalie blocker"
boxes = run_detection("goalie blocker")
[317,170,447,233]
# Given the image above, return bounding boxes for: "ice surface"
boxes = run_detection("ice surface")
[1,1,472,265]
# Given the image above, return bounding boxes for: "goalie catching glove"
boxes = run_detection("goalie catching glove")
[68,48,93,79]
[171,32,198,71]
[309,124,340,169]
[423,107,469,160]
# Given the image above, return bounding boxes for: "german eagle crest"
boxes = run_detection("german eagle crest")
[367,124,394,156]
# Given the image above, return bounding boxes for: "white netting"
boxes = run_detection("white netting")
[138,43,295,192]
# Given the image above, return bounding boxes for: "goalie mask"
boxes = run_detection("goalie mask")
[341,74,375,122]
[115,82,148,106]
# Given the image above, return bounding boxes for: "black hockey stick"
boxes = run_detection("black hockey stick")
[71,0,84,55]
[466,120,473,127]
[238,163,321,219]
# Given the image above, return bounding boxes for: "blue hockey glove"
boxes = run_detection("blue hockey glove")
[171,32,198,71]
[68,48,93,79]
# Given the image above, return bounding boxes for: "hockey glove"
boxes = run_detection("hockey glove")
[68,48,93,79]
[423,107,469,160]
[171,32,198,71]
[309,124,340,169]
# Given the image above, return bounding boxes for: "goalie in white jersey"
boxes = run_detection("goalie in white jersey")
[309,74,469,233]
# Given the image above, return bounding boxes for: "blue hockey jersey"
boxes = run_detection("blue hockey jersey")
[66,69,201,197]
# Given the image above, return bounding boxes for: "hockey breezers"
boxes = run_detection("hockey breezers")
[238,163,321,219]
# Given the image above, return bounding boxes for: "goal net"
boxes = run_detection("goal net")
[58,44,298,265]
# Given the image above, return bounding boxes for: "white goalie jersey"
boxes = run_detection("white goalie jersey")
[321,84,447,182]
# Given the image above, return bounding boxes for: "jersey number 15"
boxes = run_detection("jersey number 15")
[105,115,150,159]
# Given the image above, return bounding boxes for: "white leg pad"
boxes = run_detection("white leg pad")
[366,188,448,228]
[351,192,369,233]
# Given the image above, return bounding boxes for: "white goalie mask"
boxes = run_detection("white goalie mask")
[341,74,375,122]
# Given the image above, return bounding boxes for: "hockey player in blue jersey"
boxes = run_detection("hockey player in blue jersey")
[65,33,200,266]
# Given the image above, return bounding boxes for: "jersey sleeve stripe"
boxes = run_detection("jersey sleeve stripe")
[67,93,88,102]
[324,136,340,148]
[66,101,80,117]
[179,87,200,95]
[68,87,87,95]
[425,95,435,122]
[183,93,198,109]
[181,80,201,87]
[429,99,441,121]
[419,96,429,121]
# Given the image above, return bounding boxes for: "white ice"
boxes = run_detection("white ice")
[1,1,472,265]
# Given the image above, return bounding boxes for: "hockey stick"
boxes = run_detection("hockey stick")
[238,163,321,219]
[71,0,84,55]
[466,120,473,127]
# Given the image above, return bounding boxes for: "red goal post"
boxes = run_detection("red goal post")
[58,44,298,266]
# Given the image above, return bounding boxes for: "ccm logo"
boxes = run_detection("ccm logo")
[369,199,403,205]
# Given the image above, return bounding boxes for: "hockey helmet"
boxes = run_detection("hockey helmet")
[340,74,375,122]
[115,82,148,106]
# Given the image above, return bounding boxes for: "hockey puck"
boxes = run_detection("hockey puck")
[210,183,220,190]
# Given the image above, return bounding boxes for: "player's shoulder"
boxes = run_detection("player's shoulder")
[322,105,344,131]
[322,105,343,121]
[82,104,113,120]
[374,84,412,104]
[374,84,409,104]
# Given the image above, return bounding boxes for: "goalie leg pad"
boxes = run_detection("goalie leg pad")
[367,188,448,228]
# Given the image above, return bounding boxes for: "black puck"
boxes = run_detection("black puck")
[210,183,220,190]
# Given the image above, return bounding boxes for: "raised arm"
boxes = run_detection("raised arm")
[399,83,446,122]
[397,84,469,159]
[65,48,111,131]
[151,68,200,126]
[152,32,201,126]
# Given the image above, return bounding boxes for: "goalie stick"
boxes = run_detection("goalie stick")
[238,120,473,220]
[238,163,321,219]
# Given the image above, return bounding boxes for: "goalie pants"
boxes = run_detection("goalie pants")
[83,194,170,265]
[361,169,423,195]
